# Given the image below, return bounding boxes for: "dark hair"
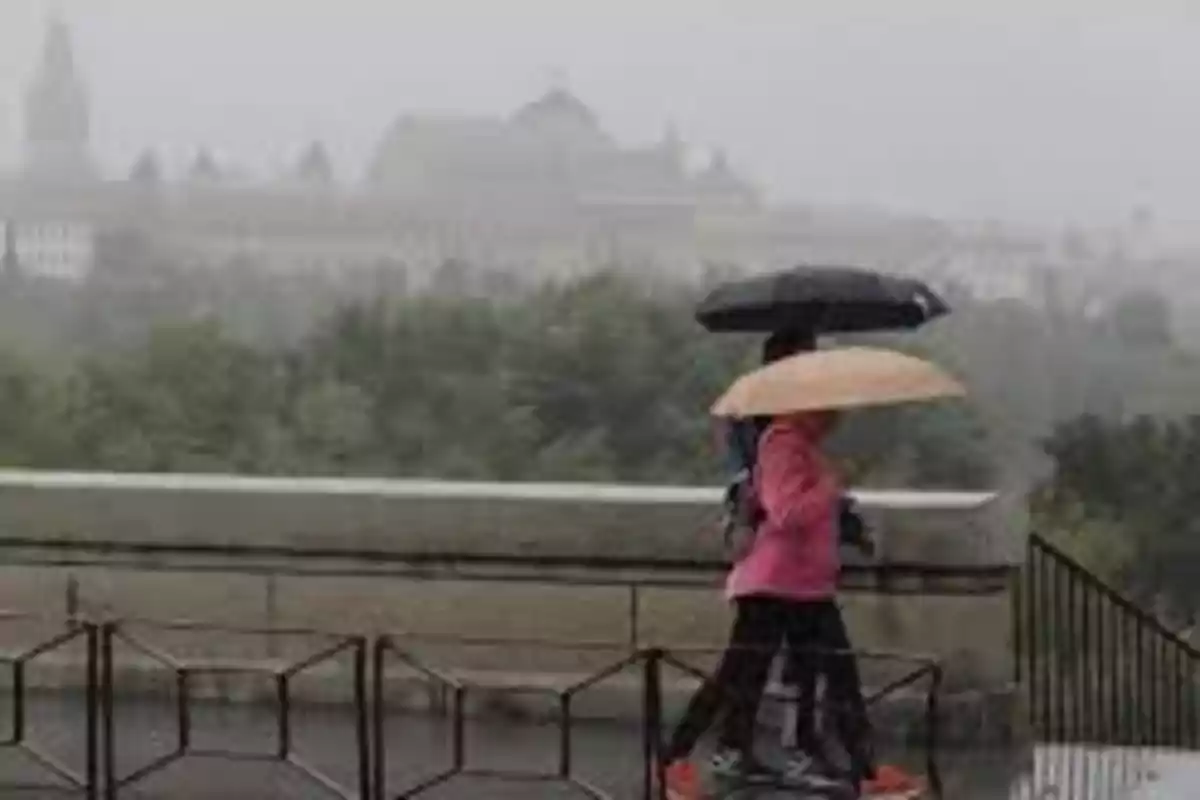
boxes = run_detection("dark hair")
[762,327,817,365]
[754,327,818,433]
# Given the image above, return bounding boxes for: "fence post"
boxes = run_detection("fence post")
[354,637,370,800]
[371,637,385,800]
[101,622,116,800]
[85,623,99,800]
[641,648,663,800]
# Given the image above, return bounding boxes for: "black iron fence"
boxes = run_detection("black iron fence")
[371,635,941,800]
[1016,532,1200,748]
[0,614,941,799]
[0,613,98,796]
[100,619,370,799]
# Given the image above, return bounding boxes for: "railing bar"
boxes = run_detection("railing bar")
[567,776,616,800]
[1158,637,1167,747]
[1075,563,1084,743]
[372,638,386,800]
[451,686,465,771]
[1041,543,1055,742]
[1135,617,1145,748]
[177,670,190,751]
[1172,640,1181,747]
[186,748,276,761]
[1151,622,1160,748]
[377,641,463,689]
[101,624,115,800]
[393,768,458,800]
[559,693,572,779]
[284,754,357,800]
[12,659,25,744]
[1114,611,1124,747]
[1012,558,1023,684]
[353,638,370,800]
[281,636,358,678]
[562,650,646,696]
[863,664,936,706]
[113,751,185,789]
[643,649,664,800]
[1026,538,1038,741]
[1033,535,1200,658]
[85,623,98,800]
[1097,584,1107,744]
[1123,611,1134,747]
[15,626,88,662]
[16,743,83,788]
[1188,644,1198,749]
[1080,569,1091,743]
[459,768,580,782]
[111,627,185,671]
[276,673,290,759]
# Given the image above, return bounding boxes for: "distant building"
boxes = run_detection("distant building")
[0,20,766,286]
[0,17,1088,302]
[21,17,95,183]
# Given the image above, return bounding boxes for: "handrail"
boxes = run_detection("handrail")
[0,468,998,509]
[1031,534,1200,660]
[1018,532,1200,750]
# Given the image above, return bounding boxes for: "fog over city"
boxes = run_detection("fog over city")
[4,0,1200,233]
[2,7,1200,798]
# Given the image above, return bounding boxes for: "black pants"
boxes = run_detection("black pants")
[663,597,871,769]
[782,637,821,749]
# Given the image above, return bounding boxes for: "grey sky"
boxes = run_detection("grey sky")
[2,0,1200,230]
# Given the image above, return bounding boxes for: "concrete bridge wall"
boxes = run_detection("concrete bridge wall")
[0,471,1028,744]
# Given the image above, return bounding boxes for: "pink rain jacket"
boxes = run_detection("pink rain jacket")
[725,415,841,602]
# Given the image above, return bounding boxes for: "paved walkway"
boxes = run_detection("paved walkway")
[0,693,1195,798]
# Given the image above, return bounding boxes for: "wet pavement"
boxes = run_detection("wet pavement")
[0,692,1193,798]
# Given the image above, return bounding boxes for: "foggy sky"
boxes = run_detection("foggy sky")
[3,0,1200,232]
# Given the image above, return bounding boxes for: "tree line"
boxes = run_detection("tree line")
[0,254,1196,612]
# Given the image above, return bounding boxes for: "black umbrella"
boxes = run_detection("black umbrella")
[695,265,950,334]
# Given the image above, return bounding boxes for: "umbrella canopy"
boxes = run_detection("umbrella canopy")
[696,265,950,334]
[711,346,966,418]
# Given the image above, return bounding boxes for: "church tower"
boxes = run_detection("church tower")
[23,17,95,182]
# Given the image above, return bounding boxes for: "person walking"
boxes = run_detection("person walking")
[661,404,859,796]
[718,330,878,781]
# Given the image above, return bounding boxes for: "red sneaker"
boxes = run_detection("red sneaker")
[861,764,925,799]
[663,759,701,800]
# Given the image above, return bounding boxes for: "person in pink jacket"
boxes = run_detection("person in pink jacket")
[662,409,874,795]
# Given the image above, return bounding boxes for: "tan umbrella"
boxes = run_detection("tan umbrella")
[711,346,967,418]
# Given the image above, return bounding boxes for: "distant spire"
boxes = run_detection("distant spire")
[23,14,93,180]
[129,149,163,186]
[295,140,334,186]
[189,149,221,183]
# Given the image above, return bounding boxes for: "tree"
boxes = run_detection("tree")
[1036,414,1200,616]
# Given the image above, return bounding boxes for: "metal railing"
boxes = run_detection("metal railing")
[0,615,943,799]
[100,619,370,799]
[371,635,943,800]
[0,612,98,797]
[1015,533,1200,748]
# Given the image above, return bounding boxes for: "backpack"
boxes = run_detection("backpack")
[719,418,765,562]
[718,418,875,561]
